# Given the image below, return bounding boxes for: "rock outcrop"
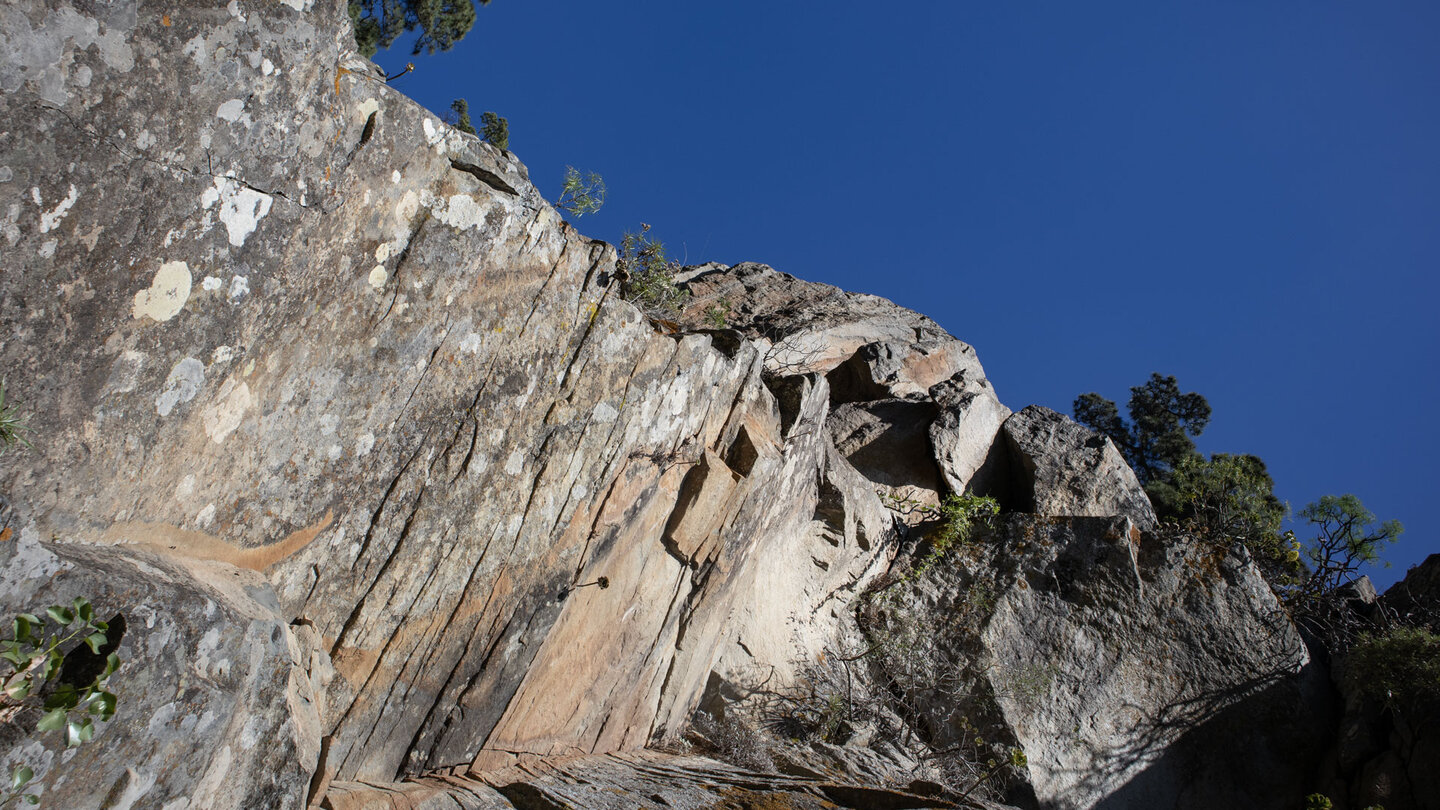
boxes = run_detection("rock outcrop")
[0,1,1345,808]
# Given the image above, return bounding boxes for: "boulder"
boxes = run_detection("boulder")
[1001,406,1157,529]
[869,515,1333,810]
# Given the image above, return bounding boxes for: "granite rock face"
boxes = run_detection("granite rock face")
[0,0,1341,807]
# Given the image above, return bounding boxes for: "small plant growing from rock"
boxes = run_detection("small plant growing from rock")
[702,298,731,329]
[480,111,509,150]
[448,98,477,136]
[0,381,30,454]
[1,598,121,807]
[616,224,689,319]
[556,167,605,217]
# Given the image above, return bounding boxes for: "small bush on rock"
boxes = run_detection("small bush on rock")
[1345,625,1440,716]
[617,224,689,319]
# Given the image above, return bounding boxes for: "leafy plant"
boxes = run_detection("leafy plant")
[702,299,731,329]
[617,224,689,319]
[556,166,605,217]
[1304,794,1333,810]
[0,381,31,454]
[1169,453,1299,589]
[480,111,508,150]
[1344,625,1439,716]
[1,598,121,807]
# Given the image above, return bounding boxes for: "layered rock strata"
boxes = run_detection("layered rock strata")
[0,1,1336,808]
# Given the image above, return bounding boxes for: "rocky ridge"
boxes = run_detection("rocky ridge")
[0,1,1359,808]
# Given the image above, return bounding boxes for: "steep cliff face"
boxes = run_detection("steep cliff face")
[0,2,1334,808]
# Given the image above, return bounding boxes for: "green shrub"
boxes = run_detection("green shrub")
[617,224,688,319]
[1304,794,1333,810]
[556,166,605,217]
[1345,625,1440,714]
[2,598,121,807]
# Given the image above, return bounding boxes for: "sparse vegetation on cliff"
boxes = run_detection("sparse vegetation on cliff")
[617,224,689,319]
[1,599,121,808]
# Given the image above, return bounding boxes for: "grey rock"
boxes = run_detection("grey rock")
[0,525,317,809]
[929,375,1012,499]
[869,515,1332,810]
[1002,406,1157,530]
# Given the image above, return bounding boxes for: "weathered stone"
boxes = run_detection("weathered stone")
[322,751,966,809]
[929,375,1012,500]
[1001,406,1157,530]
[870,515,1333,810]
[0,522,315,809]
[676,262,988,388]
[0,0,1347,807]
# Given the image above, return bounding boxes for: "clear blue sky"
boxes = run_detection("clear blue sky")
[372,1,1438,589]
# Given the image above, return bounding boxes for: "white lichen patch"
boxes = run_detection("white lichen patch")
[215,98,246,122]
[201,177,272,247]
[391,169,401,183]
[228,275,250,301]
[211,345,235,365]
[37,239,56,258]
[261,58,274,75]
[175,474,197,498]
[356,432,375,456]
[458,333,482,355]
[368,265,388,289]
[504,450,525,475]
[357,97,380,121]
[278,0,308,10]
[434,194,486,230]
[202,379,252,444]
[592,402,619,424]
[195,503,217,528]
[422,118,444,149]
[132,260,192,322]
[39,184,79,233]
[155,357,205,416]
[202,276,223,292]
[318,414,339,436]
[374,242,392,263]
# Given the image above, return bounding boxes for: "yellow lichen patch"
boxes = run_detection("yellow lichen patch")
[131,260,192,321]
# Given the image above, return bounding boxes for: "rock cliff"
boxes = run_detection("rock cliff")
[0,1,1344,808]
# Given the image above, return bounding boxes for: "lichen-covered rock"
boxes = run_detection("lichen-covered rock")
[677,262,988,388]
[869,515,1333,810]
[1002,406,1157,530]
[0,0,1342,807]
[0,524,318,809]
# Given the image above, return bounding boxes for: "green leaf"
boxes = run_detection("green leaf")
[10,764,32,790]
[90,690,118,720]
[66,717,94,747]
[40,651,60,681]
[45,606,74,626]
[12,614,31,643]
[85,632,107,654]
[4,674,33,700]
[103,653,120,678]
[73,598,92,624]
[25,795,39,805]
[36,707,66,732]
[0,648,31,667]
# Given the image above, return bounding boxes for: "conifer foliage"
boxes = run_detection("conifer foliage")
[348,0,490,57]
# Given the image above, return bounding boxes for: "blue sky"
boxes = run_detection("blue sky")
[372,1,1438,588]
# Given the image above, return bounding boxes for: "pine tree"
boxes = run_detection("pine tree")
[348,0,490,57]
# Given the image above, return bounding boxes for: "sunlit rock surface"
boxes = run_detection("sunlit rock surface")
[0,0,1342,807]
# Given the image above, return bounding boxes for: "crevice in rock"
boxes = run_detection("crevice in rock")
[495,782,568,809]
[450,159,519,196]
